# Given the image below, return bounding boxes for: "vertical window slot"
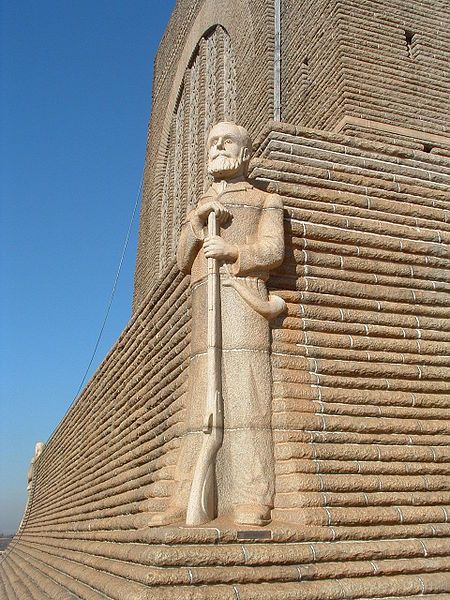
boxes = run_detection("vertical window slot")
[405,30,415,59]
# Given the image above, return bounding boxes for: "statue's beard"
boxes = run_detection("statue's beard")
[207,155,243,177]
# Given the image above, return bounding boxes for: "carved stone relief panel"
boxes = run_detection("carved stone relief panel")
[187,55,200,211]
[203,29,218,191]
[158,26,237,275]
[172,96,185,249]
[159,141,173,274]
[223,33,237,121]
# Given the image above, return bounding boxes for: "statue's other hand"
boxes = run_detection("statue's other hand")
[204,235,238,262]
[195,200,232,226]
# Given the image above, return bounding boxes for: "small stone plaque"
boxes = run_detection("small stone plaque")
[237,530,272,541]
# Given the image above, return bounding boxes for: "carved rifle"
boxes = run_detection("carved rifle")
[186,210,224,526]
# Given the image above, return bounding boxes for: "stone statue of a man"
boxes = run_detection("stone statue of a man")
[19,442,46,529]
[27,442,45,494]
[151,122,284,527]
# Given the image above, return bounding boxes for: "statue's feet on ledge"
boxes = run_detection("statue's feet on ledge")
[148,503,272,528]
[148,504,186,527]
[234,504,271,527]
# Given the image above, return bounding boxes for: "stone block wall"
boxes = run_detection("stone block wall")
[281,0,344,129]
[133,0,276,308]
[252,123,450,531]
[1,123,449,599]
[134,0,450,308]
[0,264,191,597]
[334,0,450,138]
[281,0,450,138]
[2,0,450,596]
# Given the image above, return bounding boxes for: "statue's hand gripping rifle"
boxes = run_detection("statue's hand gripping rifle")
[186,209,224,526]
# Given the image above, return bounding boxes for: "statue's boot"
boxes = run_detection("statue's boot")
[148,504,186,527]
[234,504,271,527]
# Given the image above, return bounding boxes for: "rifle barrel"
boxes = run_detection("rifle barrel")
[186,210,223,525]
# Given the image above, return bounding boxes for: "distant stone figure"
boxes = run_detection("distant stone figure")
[150,122,284,527]
[19,442,46,530]
[27,442,45,494]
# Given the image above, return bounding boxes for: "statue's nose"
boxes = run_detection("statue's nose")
[216,137,225,150]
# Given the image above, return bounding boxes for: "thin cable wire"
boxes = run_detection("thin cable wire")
[74,176,143,400]
[0,176,144,565]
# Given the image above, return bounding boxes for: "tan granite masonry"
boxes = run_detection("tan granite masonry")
[1,0,449,598]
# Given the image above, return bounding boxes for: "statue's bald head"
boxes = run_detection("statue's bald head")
[207,122,252,180]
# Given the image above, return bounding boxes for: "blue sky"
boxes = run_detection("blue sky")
[0,0,176,533]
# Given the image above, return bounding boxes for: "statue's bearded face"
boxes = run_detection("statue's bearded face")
[207,123,251,179]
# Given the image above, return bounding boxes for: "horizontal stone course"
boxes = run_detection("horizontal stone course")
[3,113,449,596]
[250,125,450,549]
